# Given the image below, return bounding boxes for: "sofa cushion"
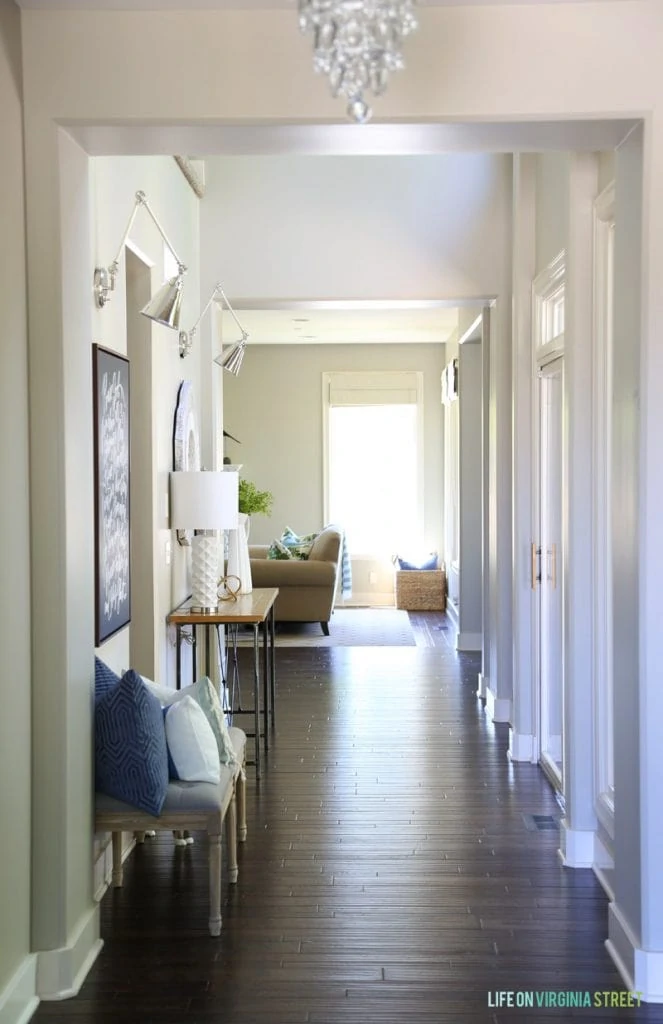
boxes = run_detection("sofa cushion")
[164,695,221,784]
[95,669,169,816]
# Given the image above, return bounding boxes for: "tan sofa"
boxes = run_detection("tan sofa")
[248,524,343,635]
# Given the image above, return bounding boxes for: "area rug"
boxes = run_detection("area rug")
[235,608,416,647]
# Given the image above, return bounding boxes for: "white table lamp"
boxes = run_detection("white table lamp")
[170,471,239,611]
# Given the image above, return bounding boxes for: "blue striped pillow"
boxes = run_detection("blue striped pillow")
[95,669,169,815]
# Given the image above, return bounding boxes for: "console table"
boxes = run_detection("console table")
[167,588,278,779]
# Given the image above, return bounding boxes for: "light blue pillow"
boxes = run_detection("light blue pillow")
[280,526,318,560]
[267,537,294,560]
[95,669,169,815]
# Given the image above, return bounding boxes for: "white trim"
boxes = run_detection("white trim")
[507,729,535,762]
[0,956,38,1024]
[485,688,511,724]
[458,314,482,346]
[595,788,615,842]
[456,631,481,652]
[533,249,566,358]
[36,905,103,1001]
[607,902,663,1003]
[592,179,616,820]
[476,671,488,700]
[593,828,615,875]
[559,820,594,867]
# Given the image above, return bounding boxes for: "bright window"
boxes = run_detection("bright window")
[324,371,423,558]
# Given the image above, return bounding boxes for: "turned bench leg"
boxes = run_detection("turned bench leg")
[226,796,238,884]
[236,769,247,842]
[208,832,222,936]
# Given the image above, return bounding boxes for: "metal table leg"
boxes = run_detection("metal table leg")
[253,624,261,779]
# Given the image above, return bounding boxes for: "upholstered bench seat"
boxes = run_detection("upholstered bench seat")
[96,726,247,936]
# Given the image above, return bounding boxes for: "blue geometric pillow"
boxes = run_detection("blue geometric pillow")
[94,657,120,703]
[95,669,169,815]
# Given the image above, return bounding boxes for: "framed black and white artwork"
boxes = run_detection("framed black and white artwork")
[92,344,131,645]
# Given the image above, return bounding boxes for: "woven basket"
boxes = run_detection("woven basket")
[395,569,447,611]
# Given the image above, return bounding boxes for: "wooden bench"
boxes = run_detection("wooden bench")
[95,726,247,936]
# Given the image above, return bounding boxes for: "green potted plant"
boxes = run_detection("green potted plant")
[238,478,274,517]
[228,479,273,595]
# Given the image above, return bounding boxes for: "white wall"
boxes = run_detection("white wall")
[202,154,512,301]
[458,341,483,644]
[0,2,34,1019]
[91,156,202,688]
[223,343,446,599]
[535,152,570,275]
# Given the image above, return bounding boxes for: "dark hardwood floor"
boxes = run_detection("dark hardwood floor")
[34,614,663,1022]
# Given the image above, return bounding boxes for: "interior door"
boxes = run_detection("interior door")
[535,357,564,792]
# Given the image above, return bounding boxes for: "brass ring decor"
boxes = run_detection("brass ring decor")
[217,575,241,602]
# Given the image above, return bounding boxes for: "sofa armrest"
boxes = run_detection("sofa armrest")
[248,545,269,560]
[250,558,336,588]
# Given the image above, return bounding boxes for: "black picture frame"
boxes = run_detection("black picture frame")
[92,344,131,645]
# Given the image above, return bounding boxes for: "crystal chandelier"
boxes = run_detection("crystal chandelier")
[298,0,418,124]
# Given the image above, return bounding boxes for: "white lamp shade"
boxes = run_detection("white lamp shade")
[170,471,238,531]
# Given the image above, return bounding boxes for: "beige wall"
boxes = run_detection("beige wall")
[0,0,33,1011]
[223,343,446,565]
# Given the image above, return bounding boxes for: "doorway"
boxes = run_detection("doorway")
[535,356,564,792]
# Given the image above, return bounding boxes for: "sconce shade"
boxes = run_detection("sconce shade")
[215,339,247,376]
[170,471,239,531]
[141,274,185,330]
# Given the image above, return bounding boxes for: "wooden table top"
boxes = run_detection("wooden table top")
[167,587,279,626]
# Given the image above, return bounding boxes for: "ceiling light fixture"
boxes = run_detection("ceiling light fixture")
[94,191,187,330]
[298,0,418,124]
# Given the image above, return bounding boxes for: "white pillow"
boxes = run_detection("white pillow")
[142,674,237,767]
[141,675,178,704]
[164,695,221,784]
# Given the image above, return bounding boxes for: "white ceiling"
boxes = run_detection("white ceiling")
[220,301,464,346]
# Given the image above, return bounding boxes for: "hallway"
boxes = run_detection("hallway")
[34,645,662,1023]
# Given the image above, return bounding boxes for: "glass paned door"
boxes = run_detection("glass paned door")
[538,358,564,790]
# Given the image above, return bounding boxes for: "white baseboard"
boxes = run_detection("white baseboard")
[508,730,535,762]
[36,904,103,1001]
[476,672,488,699]
[456,631,482,652]
[0,956,38,1024]
[485,687,511,723]
[607,901,663,1002]
[559,821,594,867]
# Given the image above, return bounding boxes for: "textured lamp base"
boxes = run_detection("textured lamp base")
[191,533,220,612]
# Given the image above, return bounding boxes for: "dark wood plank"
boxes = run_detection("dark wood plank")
[32,636,663,1023]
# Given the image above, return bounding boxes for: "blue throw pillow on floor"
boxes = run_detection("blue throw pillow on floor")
[95,668,169,816]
